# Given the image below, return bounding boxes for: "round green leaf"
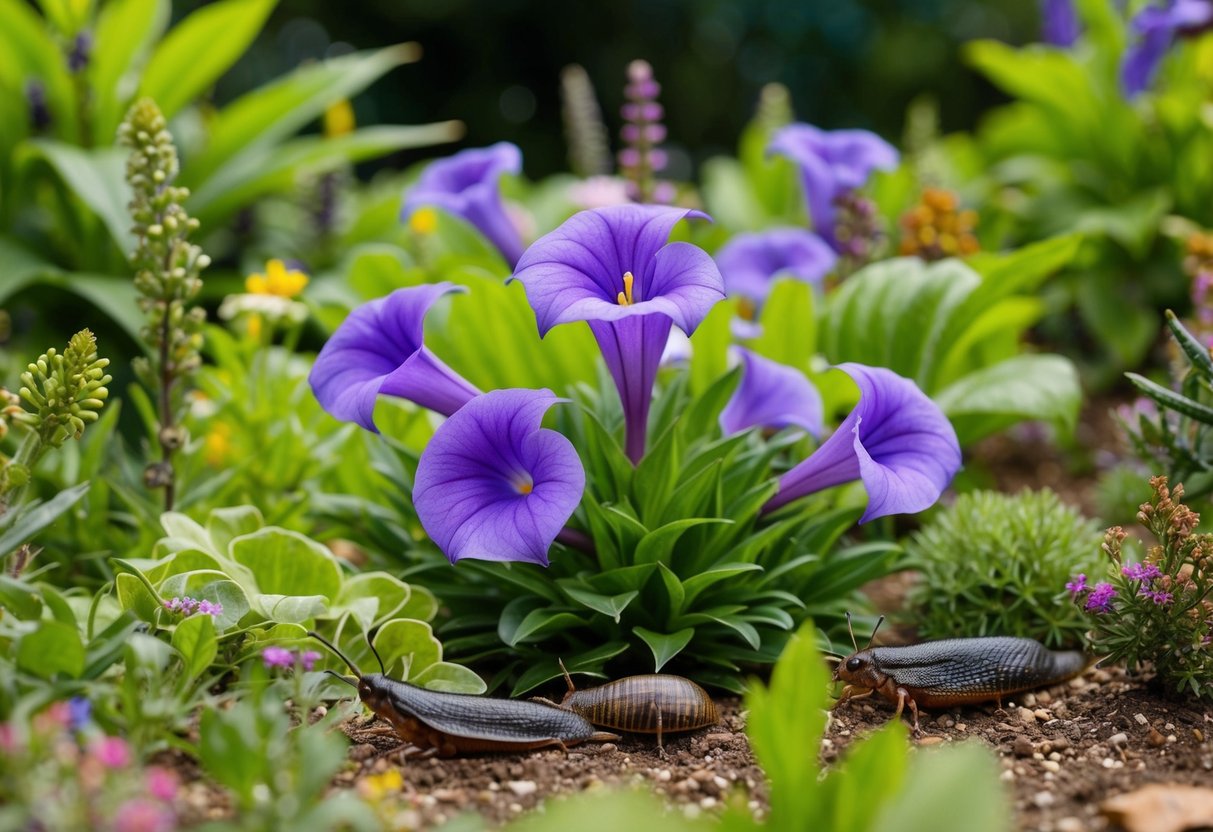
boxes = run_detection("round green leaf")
[229,528,343,600]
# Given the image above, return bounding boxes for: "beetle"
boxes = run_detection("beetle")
[831,615,1088,733]
[309,632,619,757]
[533,661,718,754]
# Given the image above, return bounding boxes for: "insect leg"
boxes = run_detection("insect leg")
[652,700,665,757]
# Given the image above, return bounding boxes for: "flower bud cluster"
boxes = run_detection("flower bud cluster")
[13,329,111,448]
[618,60,673,204]
[833,191,885,276]
[560,63,612,178]
[897,187,979,261]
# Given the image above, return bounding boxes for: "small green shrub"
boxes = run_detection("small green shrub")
[905,488,1103,647]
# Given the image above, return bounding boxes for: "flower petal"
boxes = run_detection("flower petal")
[719,348,823,437]
[308,284,481,431]
[715,227,837,304]
[590,314,673,462]
[413,389,585,565]
[764,363,960,521]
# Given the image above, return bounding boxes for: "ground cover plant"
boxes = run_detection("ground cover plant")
[3,0,1213,830]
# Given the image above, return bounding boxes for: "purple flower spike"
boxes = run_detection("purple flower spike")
[715,228,837,307]
[1121,0,1213,97]
[309,283,482,432]
[1085,582,1117,614]
[402,143,525,266]
[719,348,823,437]
[768,124,898,250]
[1040,0,1080,47]
[413,389,585,566]
[512,205,725,462]
[762,363,961,521]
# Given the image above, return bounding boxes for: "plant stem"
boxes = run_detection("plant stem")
[158,295,176,511]
[556,526,596,557]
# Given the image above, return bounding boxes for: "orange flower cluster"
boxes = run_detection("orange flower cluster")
[898,187,979,261]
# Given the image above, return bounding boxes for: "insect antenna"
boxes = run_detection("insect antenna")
[865,615,886,649]
[844,611,859,652]
[324,669,359,689]
[557,658,576,693]
[366,629,387,674]
[307,630,363,678]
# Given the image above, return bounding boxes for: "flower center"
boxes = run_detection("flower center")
[737,297,756,322]
[514,475,534,495]
[616,271,635,306]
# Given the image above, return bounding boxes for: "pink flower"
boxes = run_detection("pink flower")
[261,647,294,669]
[113,798,176,832]
[90,735,131,768]
[300,651,322,671]
[145,766,177,802]
[0,722,19,753]
[1122,562,1162,582]
[1084,582,1117,614]
[195,600,223,618]
[1064,573,1087,595]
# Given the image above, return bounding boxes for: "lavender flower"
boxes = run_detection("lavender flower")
[1122,562,1162,582]
[26,80,51,132]
[196,600,223,618]
[300,650,322,671]
[768,123,898,252]
[67,31,93,73]
[512,205,725,462]
[1040,0,1080,47]
[1085,582,1117,613]
[413,389,585,566]
[762,363,961,521]
[1141,589,1174,605]
[719,348,823,437]
[618,60,672,204]
[68,696,91,730]
[308,283,481,432]
[262,647,294,669]
[1121,0,1213,97]
[1065,573,1088,595]
[714,228,837,309]
[402,143,525,266]
[162,597,200,615]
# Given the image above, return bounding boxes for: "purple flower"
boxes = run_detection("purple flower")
[1065,573,1088,595]
[68,696,91,730]
[413,389,585,566]
[719,348,823,437]
[401,143,525,266]
[762,364,961,522]
[163,597,199,615]
[714,228,837,308]
[512,205,725,462]
[1040,0,1081,46]
[300,650,322,671]
[1122,562,1162,582]
[1121,0,1213,97]
[262,647,294,669]
[196,600,223,618]
[68,31,93,74]
[768,123,898,251]
[1141,589,1174,605]
[1085,582,1117,613]
[308,283,481,432]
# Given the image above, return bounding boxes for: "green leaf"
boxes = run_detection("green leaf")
[160,511,219,555]
[0,482,88,556]
[90,0,170,141]
[819,721,910,832]
[19,142,133,254]
[373,618,442,679]
[634,626,695,671]
[251,593,327,624]
[1127,372,1213,425]
[115,572,161,622]
[748,278,816,368]
[0,0,76,142]
[0,575,42,620]
[681,563,764,607]
[171,613,218,680]
[1165,309,1213,378]
[156,572,249,631]
[410,661,487,694]
[560,586,638,623]
[633,518,733,565]
[871,742,1011,832]
[205,505,264,555]
[689,298,738,394]
[500,605,585,647]
[138,0,277,119]
[335,572,411,627]
[229,528,343,600]
[934,354,1082,443]
[17,620,85,679]
[509,641,631,696]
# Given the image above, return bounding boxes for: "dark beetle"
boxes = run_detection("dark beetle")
[833,622,1088,732]
[309,632,619,756]
[535,662,718,753]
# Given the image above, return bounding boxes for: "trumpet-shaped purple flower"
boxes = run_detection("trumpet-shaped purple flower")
[1121,0,1213,97]
[512,205,725,462]
[762,363,960,522]
[1040,0,1080,47]
[768,124,898,251]
[308,283,481,432]
[715,228,837,308]
[413,389,585,566]
[402,143,526,266]
[719,348,823,437]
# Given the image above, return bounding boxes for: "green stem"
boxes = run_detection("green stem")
[0,430,46,518]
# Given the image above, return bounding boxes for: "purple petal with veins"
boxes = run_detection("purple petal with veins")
[719,348,823,437]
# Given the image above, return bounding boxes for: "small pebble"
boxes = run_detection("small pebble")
[507,780,537,797]
[1057,819,1084,832]
[1017,707,1036,725]
[1032,791,1055,808]
[656,769,672,783]
[1041,760,1060,773]
[1034,709,1052,722]
[1148,728,1167,748]
[1050,736,1071,751]
[956,723,967,732]
[1013,736,1035,758]
[1108,732,1128,747]
[1133,713,1148,726]
[916,736,944,746]
[1023,693,1037,707]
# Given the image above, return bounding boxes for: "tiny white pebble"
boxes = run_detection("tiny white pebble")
[1042,760,1061,773]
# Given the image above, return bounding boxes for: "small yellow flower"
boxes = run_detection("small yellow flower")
[408,207,438,236]
[245,259,308,298]
[358,769,404,801]
[324,99,356,138]
[203,421,232,467]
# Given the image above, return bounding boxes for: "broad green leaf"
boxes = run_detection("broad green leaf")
[819,721,910,831]
[335,572,411,627]
[934,354,1081,444]
[0,482,88,556]
[90,0,169,140]
[0,575,42,620]
[396,584,438,622]
[633,518,732,565]
[184,44,420,184]
[748,278,816,368]
[138,0,276,119]
[966,233,1080,304]
[229,528,343,600]
[411,661,487,694]
[700,156,767,230]
[680,563,764,606]
[206,506,264,555]
[160,512,218,555]
[936,297,1043,388]
[373,618,442,679]
[156,572,248,631]
[115,572,161,622]
[501,607,585,647]
[171,612,218,679]
[17,620,85,679]
[560,586,638,623]
[509,641,631,696]
[144,549,227,584]
[871,742,1011,832]
[634,626,694,671]
[19,142,133,254]
[689,297,738,394]
[251,593,327,624]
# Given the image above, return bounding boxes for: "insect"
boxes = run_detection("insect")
[831,615,1088,733]
[534,661,719,754]
[309,632,619,757]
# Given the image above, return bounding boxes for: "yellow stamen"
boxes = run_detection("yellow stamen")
[617,271,635,306]
[409,207,438,236]
[518,482,533,495]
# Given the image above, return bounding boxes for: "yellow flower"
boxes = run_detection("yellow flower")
[408,207,438,236]
[324,99,356,138]
[245,259,308,298]
[204,422,232,467]
[358,769,404,801]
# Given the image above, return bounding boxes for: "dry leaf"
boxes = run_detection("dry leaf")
[1101,784,1213,832]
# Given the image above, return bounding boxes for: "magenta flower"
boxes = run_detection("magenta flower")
[719,349,823,437]
[91,735,131,768]
[1085,582,1117,613]
[308,283,481,432]
[162,597,199,615]
[1143,589,1174,605]
[262,646,294,669]
[1065,573,1088,595]
[402,143,525,266]
[512,205,725,462]
[1122,562,1162,582]
[196,600,223,618]
[768,123,898,251]
[715,228,837,308]
[413,389,585,566]
[112,798,175,832]
[762,364,960,522]
[145,767,177,801]
[300,650,322,671]
[1121,0,1213,96]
